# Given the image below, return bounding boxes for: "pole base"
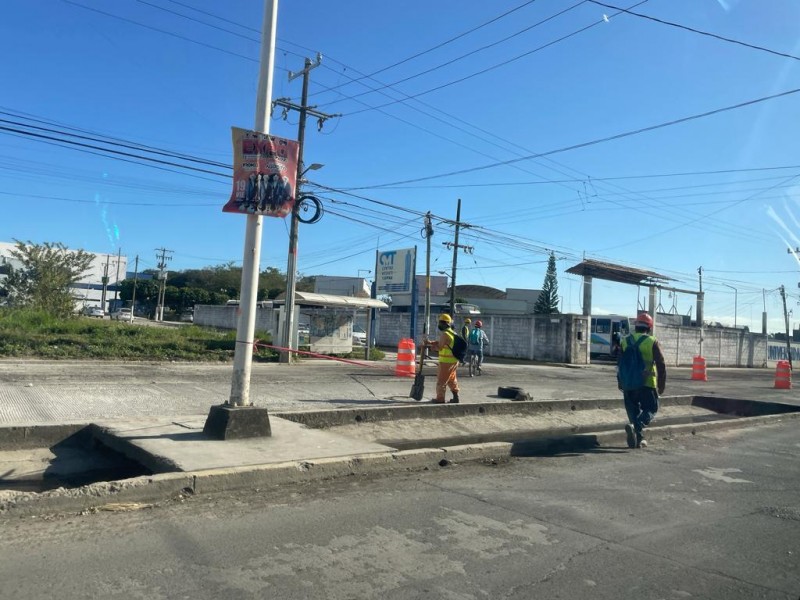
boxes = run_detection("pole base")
[203,404,272,440]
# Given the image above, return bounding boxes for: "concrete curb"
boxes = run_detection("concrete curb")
[3,412,799,519]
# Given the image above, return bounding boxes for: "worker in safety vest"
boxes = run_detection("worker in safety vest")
[424,314,460,404]
[618,312,666,449]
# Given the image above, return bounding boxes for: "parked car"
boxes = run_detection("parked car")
[85,306,105,318]
[180,310,194,323]
[352,324,367,346]
[111,308,133,321]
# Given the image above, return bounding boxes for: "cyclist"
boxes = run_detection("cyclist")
[467,320,489,375]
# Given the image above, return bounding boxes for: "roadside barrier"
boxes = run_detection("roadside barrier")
[395,338,416,378]
[691,355,707,381]
[774,360,792,389]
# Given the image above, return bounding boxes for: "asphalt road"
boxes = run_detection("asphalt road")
[0,420,797,599]
[0,358,796,426]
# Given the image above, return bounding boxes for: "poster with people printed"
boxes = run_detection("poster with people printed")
[222,127,299,218]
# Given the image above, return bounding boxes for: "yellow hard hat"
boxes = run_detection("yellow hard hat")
[438,314,453,324]
[464,318,471,324]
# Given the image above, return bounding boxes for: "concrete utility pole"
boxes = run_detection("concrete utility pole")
[762,288,767,335]
[273,55,338,363]
[423,212,433,340]
[154,248,173,322]
[780,285,792,369]
[226,0,278,410]
[444,199,474,315]
[697,266,704,358]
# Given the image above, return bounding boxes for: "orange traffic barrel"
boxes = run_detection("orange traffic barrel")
[395,338,416,378]
[691,355,707,381]
[774,360,792,389]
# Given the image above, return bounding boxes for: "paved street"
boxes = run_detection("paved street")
[0,420,797,599]
[0,358,797,426]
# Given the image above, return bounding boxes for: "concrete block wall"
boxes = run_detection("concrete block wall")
[375,313,589,364]
[194,305,278,337]
[655,325,768,367]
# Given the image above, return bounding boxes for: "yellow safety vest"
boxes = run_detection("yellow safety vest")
[439,330,458,364]
[621,332,657,389]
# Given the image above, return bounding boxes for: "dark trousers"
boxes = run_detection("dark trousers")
[623,387,659,433]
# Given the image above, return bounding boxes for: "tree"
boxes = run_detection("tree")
[533,253,560,314]
[0,240,94,317]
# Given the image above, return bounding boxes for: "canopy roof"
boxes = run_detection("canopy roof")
[565,259,671,286]
[274,291,388,309]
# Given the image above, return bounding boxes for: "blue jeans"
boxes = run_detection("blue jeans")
[623,387,659,433]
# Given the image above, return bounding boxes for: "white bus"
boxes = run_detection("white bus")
[590,315,631,357]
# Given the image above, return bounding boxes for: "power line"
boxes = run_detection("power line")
[589,0,800,63]
[343,0,649,116]
[314,0,544,99]
[322,0,587,108]
[349,86,800,189]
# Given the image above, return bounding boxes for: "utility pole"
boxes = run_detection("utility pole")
[762,288,767,335]
[113,247,122,305]
[101,256,110,313]
[697,266,704,358]
[722,283,737,329]
[444,199,474,315]
[155,247,173,322]
[780,285,792,369]
[274,54,338,363]
[423,212,433,340]
[130,255,139,324]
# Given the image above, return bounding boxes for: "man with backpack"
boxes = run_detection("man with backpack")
[424,314,464,404]
[467,319,489,375]
[617,312,666,449]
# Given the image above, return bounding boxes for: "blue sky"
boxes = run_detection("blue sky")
[2,0,800,332]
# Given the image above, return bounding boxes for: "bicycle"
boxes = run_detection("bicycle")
[467,350,481,377]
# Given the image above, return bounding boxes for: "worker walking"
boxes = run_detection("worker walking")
[424,314,460,404]
[617,312,667,448]
[459,318,471,365]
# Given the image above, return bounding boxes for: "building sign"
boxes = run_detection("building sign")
[376,247,415,294]
[222,127,299,218]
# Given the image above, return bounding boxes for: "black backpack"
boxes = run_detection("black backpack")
[617,334,649,391]
[450,332,468,362]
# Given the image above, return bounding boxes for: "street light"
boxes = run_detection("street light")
[301,162,324,179]
[722,283,738,329]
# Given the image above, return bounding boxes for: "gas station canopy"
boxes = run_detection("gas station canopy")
[565,259,671,286]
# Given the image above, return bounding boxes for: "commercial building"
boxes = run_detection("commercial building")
[0,241,128,313]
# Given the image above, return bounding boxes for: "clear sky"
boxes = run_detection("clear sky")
[2,0,800,332]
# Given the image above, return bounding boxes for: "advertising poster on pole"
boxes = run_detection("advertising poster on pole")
[222,127,299,218]
[376,247,415,294]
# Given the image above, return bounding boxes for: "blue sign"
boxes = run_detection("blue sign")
[376,248,415,294]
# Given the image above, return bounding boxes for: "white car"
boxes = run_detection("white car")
[352,324,367,346]
[111,308,133,321]
[85,307,105,318]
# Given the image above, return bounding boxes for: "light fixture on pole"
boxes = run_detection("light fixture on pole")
[301,163,324,178]
[722,283,738,329]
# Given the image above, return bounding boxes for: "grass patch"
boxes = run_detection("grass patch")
[0,308,279,362]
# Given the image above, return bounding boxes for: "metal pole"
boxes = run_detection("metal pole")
[281,57,313,363]
[229,0,278,406]
[781,285,792,369]
[698,266,704,358]
[722,283,737,329]
[113,247,122,303]
[130,255,138,323]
